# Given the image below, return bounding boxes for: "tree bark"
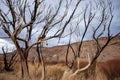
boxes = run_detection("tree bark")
[19,50,30,79]
[37,44,45,80]
[21,58,29,78]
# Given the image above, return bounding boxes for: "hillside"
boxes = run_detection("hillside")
[24,36,120,63]
[0,36,120,80]
[0,36,120,63]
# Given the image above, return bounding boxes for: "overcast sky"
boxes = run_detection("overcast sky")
[0,0,120,53]
[47,0,120,46]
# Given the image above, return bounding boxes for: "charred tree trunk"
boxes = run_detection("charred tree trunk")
[3,50,9,71]
[2,47,16,71]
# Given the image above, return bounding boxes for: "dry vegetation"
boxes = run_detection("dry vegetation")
[0,36,120,80]
[0,59,120,80]
[0,0,120,79]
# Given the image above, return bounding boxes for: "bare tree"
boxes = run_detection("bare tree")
[0,0,82,79]
[36,44,45,80]
[2,47,17,71]
[63,0,120,79]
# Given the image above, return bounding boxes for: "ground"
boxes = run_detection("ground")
[0,36,120,80]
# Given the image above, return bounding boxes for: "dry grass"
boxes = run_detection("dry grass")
[0,59,120,80]
[0,36,120,80]
[45,64,65,80]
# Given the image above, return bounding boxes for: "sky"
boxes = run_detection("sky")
[0,0,120,53]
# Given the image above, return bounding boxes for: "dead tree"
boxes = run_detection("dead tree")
[2,47,17,71]
[0,0,82,79]
[63,0,120,79]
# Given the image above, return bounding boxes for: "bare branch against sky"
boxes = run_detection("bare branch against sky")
[0,0,120,53]
[0,0,83,78]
